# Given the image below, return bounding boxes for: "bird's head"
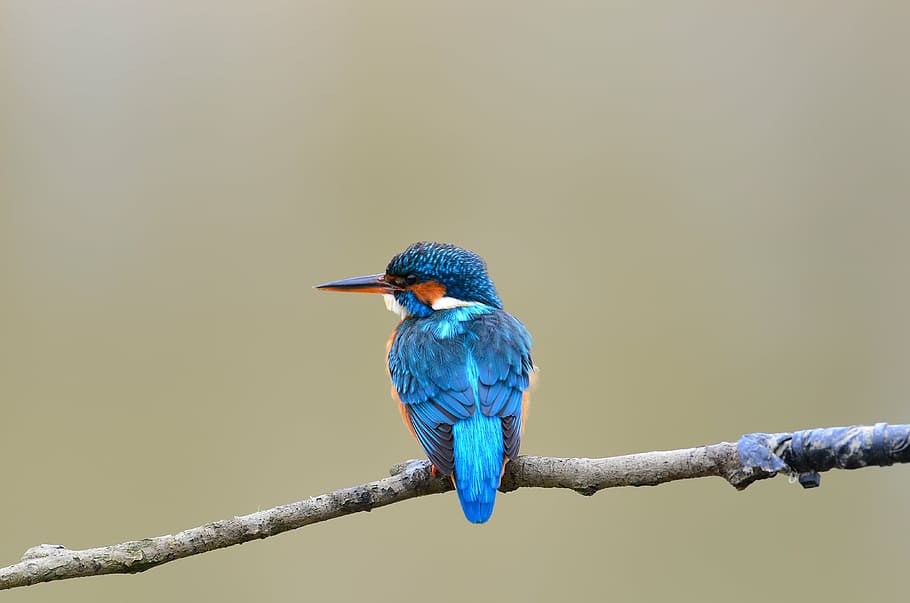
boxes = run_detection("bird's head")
[315,242,502,319]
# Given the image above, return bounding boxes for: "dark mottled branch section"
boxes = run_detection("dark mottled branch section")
[2,423,907,591]
[738,422,910,488]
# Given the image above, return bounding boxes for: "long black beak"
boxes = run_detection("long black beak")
[314,273,400,294]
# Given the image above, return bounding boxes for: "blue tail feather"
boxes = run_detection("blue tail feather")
[452,411,503,524]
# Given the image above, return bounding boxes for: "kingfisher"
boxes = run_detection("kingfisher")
[316,242,535,523]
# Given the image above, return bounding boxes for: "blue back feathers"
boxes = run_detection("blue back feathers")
[388,300,533,523]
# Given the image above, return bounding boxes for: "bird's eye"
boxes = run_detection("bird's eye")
[405,274,418,285]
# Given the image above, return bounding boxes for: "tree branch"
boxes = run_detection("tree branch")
[2,422,907,591]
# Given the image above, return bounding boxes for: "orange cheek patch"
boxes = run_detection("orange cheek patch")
[409,280,446,306]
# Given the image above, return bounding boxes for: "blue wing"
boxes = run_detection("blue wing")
[388,307,533,475]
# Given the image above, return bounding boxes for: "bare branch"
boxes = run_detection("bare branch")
[2,422,907,591]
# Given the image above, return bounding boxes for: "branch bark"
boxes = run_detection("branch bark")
[2,423,906,591]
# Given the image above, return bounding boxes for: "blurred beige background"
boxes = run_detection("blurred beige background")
[2,2,908,601]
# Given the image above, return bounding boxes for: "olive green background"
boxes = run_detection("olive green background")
[2,2,908,601]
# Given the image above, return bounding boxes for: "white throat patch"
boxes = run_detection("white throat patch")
[383,294,409,320]
[383,294,480,319]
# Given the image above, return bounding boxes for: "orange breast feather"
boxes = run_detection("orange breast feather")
[386,328,419,442]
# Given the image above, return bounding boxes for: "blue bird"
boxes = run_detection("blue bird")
[316,242,535,523]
